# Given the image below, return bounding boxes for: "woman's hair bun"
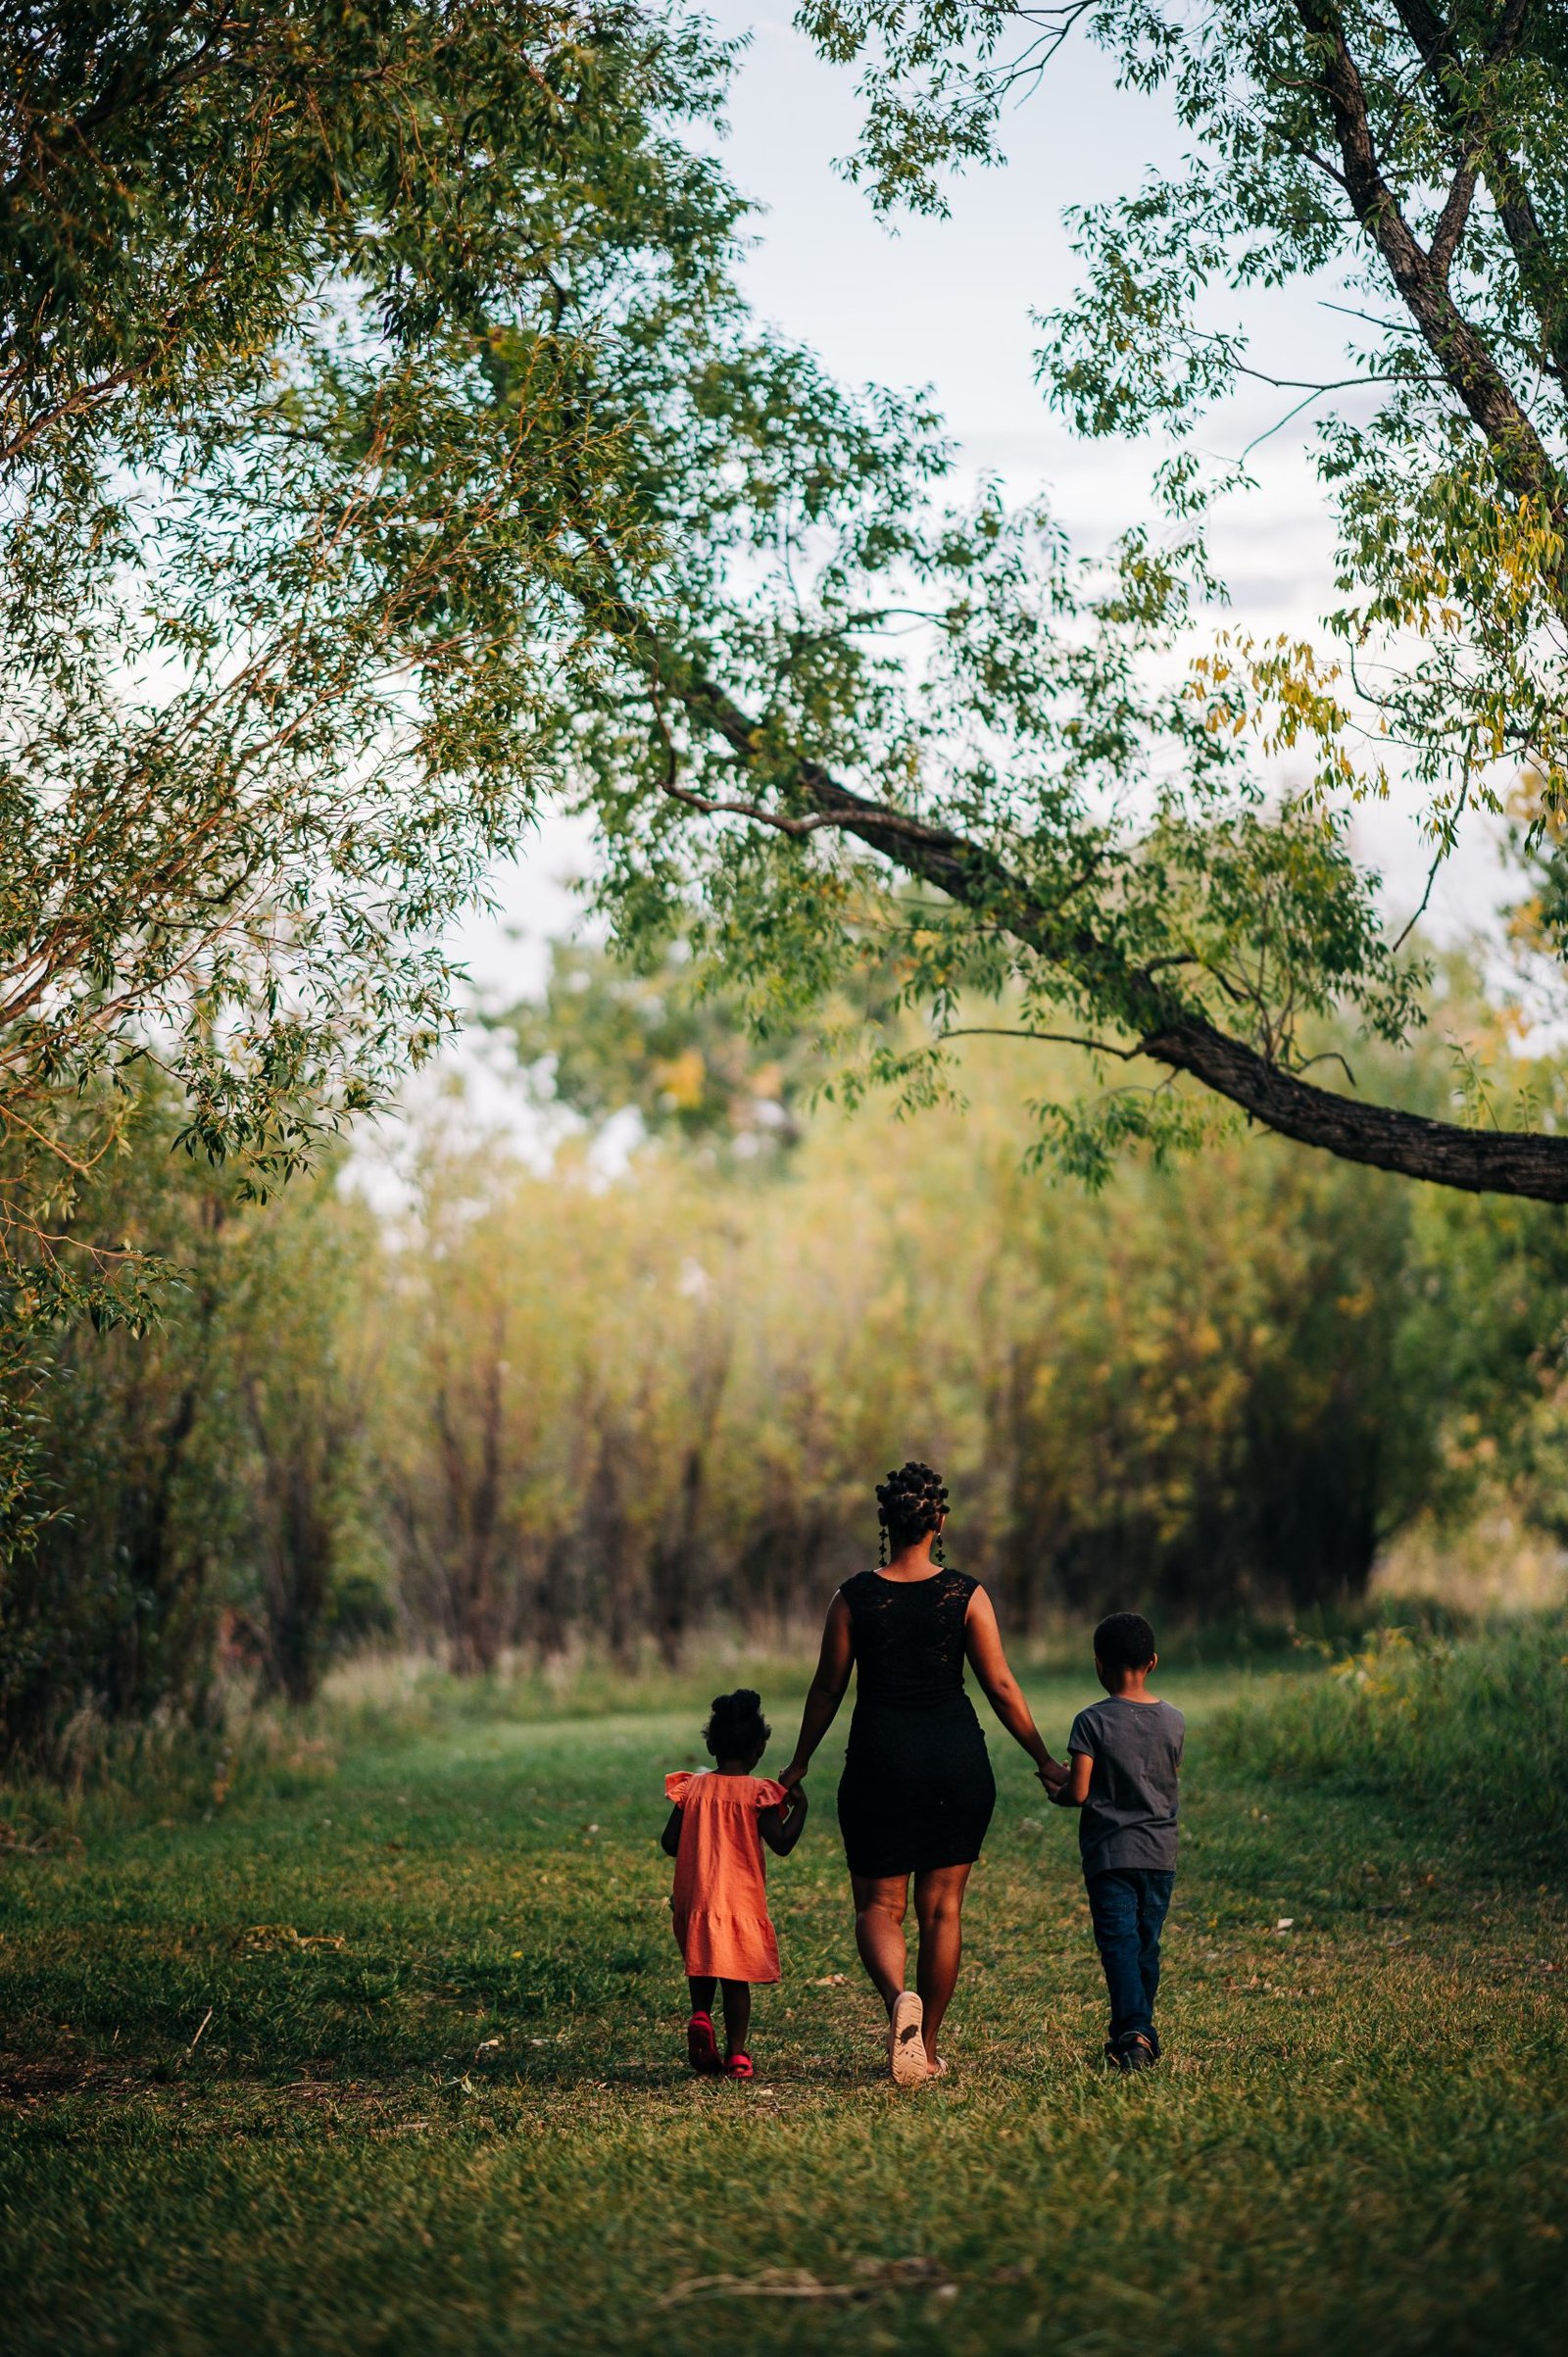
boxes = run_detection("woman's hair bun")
[875,1459,950,1543]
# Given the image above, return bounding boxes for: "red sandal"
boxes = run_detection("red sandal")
[686,2012,721,2074]
[722,2050,755,2081]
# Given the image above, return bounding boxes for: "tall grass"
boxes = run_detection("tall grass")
[0,1691,340,1848]
[0,1600,1439,1843]
[1209,1612,1568,1863]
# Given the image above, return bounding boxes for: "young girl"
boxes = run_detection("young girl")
[662,1689,808,2080]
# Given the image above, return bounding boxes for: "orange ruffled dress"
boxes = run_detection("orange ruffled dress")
[665,1770,788,1982]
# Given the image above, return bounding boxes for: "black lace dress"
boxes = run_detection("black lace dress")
[836,1568,997,1879]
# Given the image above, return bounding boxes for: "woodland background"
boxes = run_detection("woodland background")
[9,932,1567,1770]
[8,0,1568,1778]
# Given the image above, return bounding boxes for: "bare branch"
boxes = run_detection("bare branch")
[1294,1049,1359,1089]
[1391,775,1472,956]
[1428,149,1479,281]
[937,1025,1141,1059]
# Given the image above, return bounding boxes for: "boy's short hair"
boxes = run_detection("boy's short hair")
[1094,1611,1156,1671]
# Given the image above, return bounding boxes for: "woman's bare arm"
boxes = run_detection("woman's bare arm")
[778,1594,854,1789]
[964,1587,1065,1787]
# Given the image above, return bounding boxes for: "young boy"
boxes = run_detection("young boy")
[1051,1611,1184,2071]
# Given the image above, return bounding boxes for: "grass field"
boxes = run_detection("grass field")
[3,1659,1566,2356]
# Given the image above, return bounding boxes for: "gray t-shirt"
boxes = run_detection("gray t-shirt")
[1067,1695,1185,1876]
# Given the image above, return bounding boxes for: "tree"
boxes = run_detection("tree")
[0,1091,386,1759]
[0,0,743,1323]
[498,934,879,1154]
[368,1016,1477,1645]
[13,0,1568,1399]
[0,0,763,1528]
[542,0,1568,1201]
[0,1088,238,1760]
[224,1178,380,1706]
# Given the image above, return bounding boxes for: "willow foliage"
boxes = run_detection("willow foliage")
[0,1,741,1312]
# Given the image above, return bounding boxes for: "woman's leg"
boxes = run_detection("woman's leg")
[718,1978,752,2056]
[911,1863,972,2063]
[851,1871,911,2013]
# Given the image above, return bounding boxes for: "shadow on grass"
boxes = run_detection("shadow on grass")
[0,2014,915,2121]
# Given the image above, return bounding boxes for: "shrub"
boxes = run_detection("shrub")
[1209,1615,1568,1864]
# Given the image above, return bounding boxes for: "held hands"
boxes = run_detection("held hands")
[1037,1757,1068,1795]
[778,1759,808,1793]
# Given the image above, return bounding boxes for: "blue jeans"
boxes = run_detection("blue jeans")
[1086,1868,1174,2048]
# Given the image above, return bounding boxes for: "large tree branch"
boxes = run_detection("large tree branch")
[1140,1009,1568,1195]
[1293,0,1562,513]
[615,603,1568,1201]
[1428,144,1479,282]
[1391,0,1568,385]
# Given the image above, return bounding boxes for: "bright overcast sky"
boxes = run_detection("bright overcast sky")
[460,8,1505,1007]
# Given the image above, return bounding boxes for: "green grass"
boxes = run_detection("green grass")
[3,1659,1565,2356]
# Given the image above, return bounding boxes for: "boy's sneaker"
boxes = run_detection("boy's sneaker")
[1111,2034,1157,2072]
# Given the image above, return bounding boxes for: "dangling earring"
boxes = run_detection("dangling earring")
[877,1519,888,1566]
[933,1529,946,1565]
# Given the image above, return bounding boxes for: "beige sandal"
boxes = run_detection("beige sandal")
[889,1990,927,2087]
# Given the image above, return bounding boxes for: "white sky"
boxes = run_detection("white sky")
[457,7,1507,1007]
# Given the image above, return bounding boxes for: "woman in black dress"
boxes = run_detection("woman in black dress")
[779,1462,1064,2084]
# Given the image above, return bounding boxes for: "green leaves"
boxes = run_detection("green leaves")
[0,3,777,1539]
[791,0,1568,888]
[0,4,749,1346]
[12,0,1568,1570]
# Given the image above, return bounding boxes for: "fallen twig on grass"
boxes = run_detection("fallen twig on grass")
[0,1821,83,1855]
[235,1925,346,1952]
[658,2270,863,2306]
[658,2257,958,2307]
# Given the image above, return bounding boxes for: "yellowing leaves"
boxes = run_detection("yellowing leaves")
[1187,632,1390,805]
[652,1048,707,1111]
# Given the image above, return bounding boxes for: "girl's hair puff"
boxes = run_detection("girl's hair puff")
[704,1688,770,1760]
